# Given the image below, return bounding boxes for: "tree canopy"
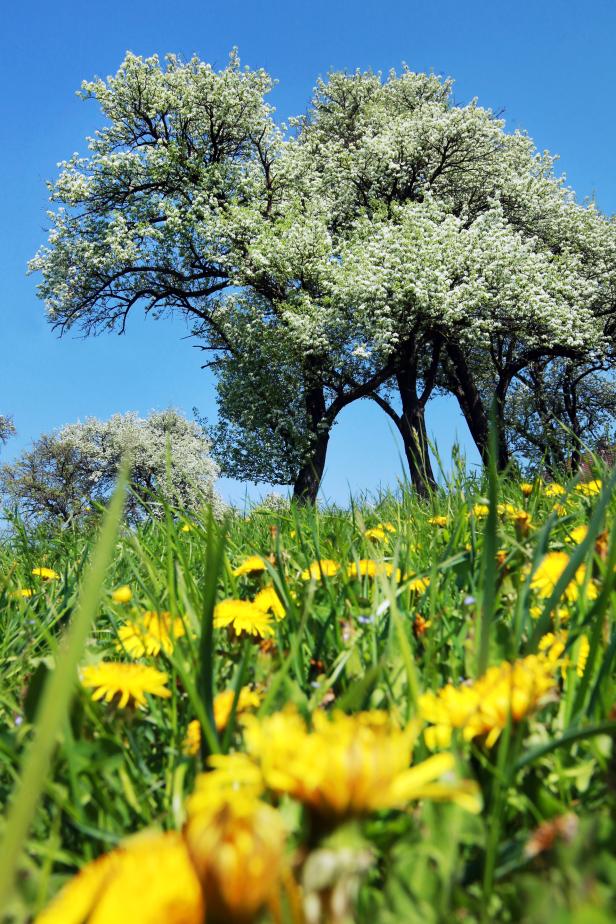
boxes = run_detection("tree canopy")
[31,53,616,500]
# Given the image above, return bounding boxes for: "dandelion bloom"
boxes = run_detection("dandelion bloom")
[520,482,535,497]
[407,575,430,594]
[185,777,285,924]
[183,688,262,755]
[111,584,132,604]
[544,483,566,497]
[213,599,274,638]
[576,479,602,497]
[539,631,590,679]
[472,504,490,518]
[233,555,268,577]
[301,559,340,580]
[364,526,387,541]
[117,610,186,657]
[12,588,33,598]
[253,585,286,619]
[31,567,60,581]
[566,525,588,545]
[80,662,171,709]
[530,551,598,603]
[421,654,558,749]
[35,831,203,924]
[347,559,401,581]
[243,708,480,819]
[498,504,532,530]
[428,516,448,528]
[180,522,194,533]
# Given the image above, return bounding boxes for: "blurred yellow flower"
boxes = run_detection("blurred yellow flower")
[111,584,132,604]
[215,687,261,731]
[242,708,480,819]
[566,525,588,545]
[233,555,268,577]
[530,551,598,603]
[185,778,285,923]
[421,653,558,749]
[12,588,33,598]
[544,483,566,497]
[253,585,286,620]
[347,559,401,581]
[117,610,186,657]
[428,515,448,527]
[520,482,535,497]
[35,831,203,924]
[472,504,490,518]
[31,567,60,581]
[576,479,602,496]
[80,662,171,709]
[407,575,430,594]
[214,599,274,638]
[180,522,194,533]
[364,526,387,541]
[301,559,340,580]
[539,631,591,678]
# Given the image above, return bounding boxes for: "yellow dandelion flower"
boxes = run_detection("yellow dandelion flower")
[347,559,401,581]
[380,522,396,533]
[233,555,268,577]
[213,599,274,638]
[407,575,430,594]
[421,653,558,749]
[214,687,261,732]
[472,504,490,518]
[111,584,132,604]
[242,708,480,819]
[553,503,568,516]
[428,515,448,527]
[574,634,590,678]
[31,567,60,581]
[576,479,602,496]
[530,551,598,603]
[117,610,186,657]
[520,482,535,497]
[301,559,340,580]
[80,662,171,709]
[185,784,285,924]
[183,719,202,757]
[253,585,286,620]
[544,483,566,497]
[364,526,387,541]
[180,522,194,532]
[12,588,33,599]
[35,831,203,924]
[566,524,588,545]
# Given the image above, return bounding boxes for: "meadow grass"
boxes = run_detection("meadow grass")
[1,468,616,923]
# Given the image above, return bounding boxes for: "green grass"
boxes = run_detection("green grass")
[1,469,616,923]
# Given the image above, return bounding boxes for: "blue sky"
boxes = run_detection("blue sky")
[1,0,615,505]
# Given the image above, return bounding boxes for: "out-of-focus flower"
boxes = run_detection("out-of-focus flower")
[407,575,430,594]
[31,567,60,581]
[421,653,559,749]
[117,610,186,657]
[35,831,204,924]
[544,483,566,498]
[364,526,387,541]
[12,588,33,598]
[243,708,480,820]
[253,585,285,620]
[111,584,132,604]
[233,555,268,577]
[576,479,601,497]
[301,559,340,580]
[80,662,171,709]
[520,482,535,497]
[472,504,490,518]
[539,631,590,679]
[180,523,194,533]
[347,559,401,581]
[428,516,448,528]
[413,614,431,638]
[214,600,274,638]
[566,525,588,545]
[529,551,598,603]
[185,773,285,924]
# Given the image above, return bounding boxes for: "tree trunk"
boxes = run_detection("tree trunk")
[396,360,437,498]
[292,384,331,504]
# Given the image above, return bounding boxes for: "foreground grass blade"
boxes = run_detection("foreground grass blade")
[0,465,128,910]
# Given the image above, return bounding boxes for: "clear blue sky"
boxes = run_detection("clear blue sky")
[1,0,615,505]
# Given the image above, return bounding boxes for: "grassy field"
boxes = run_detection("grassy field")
[1,465,616,923]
